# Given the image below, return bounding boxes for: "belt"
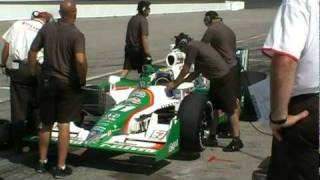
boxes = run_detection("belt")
[291,93,319,101]
[12,59,27,64]
[11,59,28,70]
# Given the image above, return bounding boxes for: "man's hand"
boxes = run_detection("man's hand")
[166,81,176,91]
[270,110,309,141]
[0,64,8,76]
[144,54,153,64]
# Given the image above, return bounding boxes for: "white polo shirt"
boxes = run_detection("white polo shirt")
[2,19,44,64]
[262,0,319,96]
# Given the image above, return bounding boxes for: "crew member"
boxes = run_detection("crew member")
[167,33,243,152]
[0,11,53,152]
[121,0,152,78]
[29,0,87,178]
[201,11,242,151]
[262,0,319,179]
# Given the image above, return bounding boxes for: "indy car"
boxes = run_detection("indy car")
[25,46,249,161]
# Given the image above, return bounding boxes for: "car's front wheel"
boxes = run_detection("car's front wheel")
[178,93,211,152]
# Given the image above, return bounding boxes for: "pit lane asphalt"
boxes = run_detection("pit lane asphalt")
[0,5,279,180]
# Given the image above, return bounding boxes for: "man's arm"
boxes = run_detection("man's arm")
[270,54,309,140]
[184,71,200,82]
[1,42,9,66]
[142,35,150,56]
[1,42,9,75]
[270,54,296,119]
[73,33,87,86]
[75,52,87,86]
[28,50,38,75]
[167,64,190,90]
[140,18,150,56]
[201,28,212,44]
[29,28,44,75]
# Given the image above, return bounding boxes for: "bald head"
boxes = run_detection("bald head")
[59,0,77,20]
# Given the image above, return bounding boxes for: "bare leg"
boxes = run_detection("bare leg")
[57,123,70,168]
[208,110,219,137]
[223,99,243,152]
[230,99,241,137]
[39,124,53,161]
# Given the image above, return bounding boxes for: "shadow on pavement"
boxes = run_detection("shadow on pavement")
[67,149,170,176]
[239,150,268,161]
[169,151,200,161]
[0,145,170,177]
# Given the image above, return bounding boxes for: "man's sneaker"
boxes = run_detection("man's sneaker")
[35,161,48,173]
[52,166,72,179]
[223,137,243,152]
[203,137,218,147]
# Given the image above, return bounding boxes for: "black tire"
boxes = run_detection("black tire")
[152,71,174,86]
[0,119,11,149]
[81,85,116,116]
[153,77,170,85]
[178,93,209,152]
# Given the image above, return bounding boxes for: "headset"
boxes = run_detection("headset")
[174,33,192,51]
[204,11,222,26]
[31,11,54,23]
[137,1,151,15]
[31,11,40,20]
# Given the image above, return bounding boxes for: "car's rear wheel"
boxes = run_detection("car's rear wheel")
[81,85,115,116]
[0,119,11,149]
[178,93,210,152]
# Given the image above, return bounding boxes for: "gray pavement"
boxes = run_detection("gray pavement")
[0,4,279,180]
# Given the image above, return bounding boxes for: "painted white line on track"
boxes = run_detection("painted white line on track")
[237,33,267,43]
[0,99,9,103]
[0,87,9,90]
[86,58,166,81]
[86,33,268,81]
[0,58,166,103]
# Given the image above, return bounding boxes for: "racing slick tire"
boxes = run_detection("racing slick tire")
[0,119,11,149]
[152,72,173,86]
[82,85,115,116]
[178,93,210,152]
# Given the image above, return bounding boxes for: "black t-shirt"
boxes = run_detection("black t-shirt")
[31,20,85,84]
[201,21,237,66]
[184,41,231,79]
[125,14,148,48]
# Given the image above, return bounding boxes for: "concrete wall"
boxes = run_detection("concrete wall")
[0,1,244,21]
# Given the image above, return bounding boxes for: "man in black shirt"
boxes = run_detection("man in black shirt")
[167,33,243,152]
[121,0,152,78]
[29,0,87,178]
[201,11,243,152]
[202,11,237,66]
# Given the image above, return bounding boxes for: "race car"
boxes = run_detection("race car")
[26,47,214,161]
[25,45,251,161]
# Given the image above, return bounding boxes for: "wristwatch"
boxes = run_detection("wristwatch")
[269,114,287,125]
[0,64,6,68]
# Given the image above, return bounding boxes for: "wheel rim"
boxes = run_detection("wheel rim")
[198,110,207,149]
[154,77,170,85]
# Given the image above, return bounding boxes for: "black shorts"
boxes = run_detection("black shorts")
[123,45,145,73]
[38,78,82,125]
[267,94,319,180]
[208,64,241,116]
